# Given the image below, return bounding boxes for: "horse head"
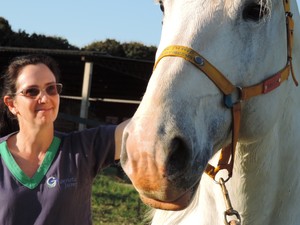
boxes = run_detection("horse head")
[121,0,300,223]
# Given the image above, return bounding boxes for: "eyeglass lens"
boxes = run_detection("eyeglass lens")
[22,83,62,97]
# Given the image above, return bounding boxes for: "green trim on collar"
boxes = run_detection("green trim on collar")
[0,136,61,189]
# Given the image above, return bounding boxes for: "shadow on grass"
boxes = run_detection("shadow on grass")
[92,165,150,225]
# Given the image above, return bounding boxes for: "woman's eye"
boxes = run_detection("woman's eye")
[243,3,269,22]
[25,88,39,96]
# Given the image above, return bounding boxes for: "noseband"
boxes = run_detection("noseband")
[153,0,297,223]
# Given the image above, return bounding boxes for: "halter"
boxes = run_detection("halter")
[153,0,297,224]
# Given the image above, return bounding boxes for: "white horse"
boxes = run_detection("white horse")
[120,0,300,224]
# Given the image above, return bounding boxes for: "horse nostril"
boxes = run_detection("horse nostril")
[166,137,190,177]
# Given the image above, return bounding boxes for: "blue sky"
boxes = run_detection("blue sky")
[1,1,300,48]
[0,0,162,48]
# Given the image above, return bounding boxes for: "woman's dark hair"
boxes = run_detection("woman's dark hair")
[0,54,61,137]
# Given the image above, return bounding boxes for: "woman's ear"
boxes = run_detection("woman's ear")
[4,96,18,115]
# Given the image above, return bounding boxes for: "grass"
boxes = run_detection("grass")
[91,166,150,225]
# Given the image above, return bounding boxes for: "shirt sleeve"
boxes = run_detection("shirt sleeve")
[57,125,116,178]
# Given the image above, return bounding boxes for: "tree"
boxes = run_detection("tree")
[0,17,12,33]
[0,17,79,50]
[0,17,157,59]
[83,39,126,57]
[83,39,157,61]
[123,42,156,61]
[0,17,13,46]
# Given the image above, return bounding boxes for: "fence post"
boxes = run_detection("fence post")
[79,61,93,131]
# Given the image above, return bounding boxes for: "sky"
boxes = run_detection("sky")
[0,0,163,48]
[1,1,300,49]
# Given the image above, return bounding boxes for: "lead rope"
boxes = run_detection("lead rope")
[219,178,241,225]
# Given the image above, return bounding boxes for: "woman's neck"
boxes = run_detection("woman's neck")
[6,124,55,178]
[14,123,54,155]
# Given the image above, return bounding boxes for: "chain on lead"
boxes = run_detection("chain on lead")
[219,178,242,225]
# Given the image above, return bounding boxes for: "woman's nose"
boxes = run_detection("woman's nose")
[38,91,49,103]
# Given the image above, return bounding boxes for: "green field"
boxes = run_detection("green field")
[92,167,150,225]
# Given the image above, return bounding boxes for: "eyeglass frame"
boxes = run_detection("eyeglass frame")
[14,83,63,99]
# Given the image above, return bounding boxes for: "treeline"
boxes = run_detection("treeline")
[0,17,157,61]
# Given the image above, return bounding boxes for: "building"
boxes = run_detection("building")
[0,47,154,132]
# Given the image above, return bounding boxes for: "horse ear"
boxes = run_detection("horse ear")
[3,96,18,115]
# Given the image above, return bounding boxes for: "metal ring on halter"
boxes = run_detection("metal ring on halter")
[213,170,231,184]
[236,86,243,102]
[223,86,243,108]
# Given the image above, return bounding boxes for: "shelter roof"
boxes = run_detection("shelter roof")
[0,47,154,100]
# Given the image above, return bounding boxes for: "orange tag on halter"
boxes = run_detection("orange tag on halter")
[263,73,281,94]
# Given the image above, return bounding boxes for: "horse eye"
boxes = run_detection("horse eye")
[159,0,165,13]
[159,0,165,25]
[243,3,268,22]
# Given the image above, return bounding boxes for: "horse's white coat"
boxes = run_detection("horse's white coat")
[121,0,300,224]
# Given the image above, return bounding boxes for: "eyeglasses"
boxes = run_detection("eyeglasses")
[16,83,63,98]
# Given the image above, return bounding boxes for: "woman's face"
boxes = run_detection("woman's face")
[11,63,60,130]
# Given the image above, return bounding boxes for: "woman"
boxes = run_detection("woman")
[0,54,128,225]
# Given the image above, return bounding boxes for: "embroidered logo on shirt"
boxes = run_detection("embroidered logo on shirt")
[59,177,77,188]
[46,176,78,189]
[46,177,58,188]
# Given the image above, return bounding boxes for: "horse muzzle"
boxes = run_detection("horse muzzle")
[120,119,203,210]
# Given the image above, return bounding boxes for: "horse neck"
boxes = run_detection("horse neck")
[228,93,300,224]
[152,101,300,225]
[228,3,300,222]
